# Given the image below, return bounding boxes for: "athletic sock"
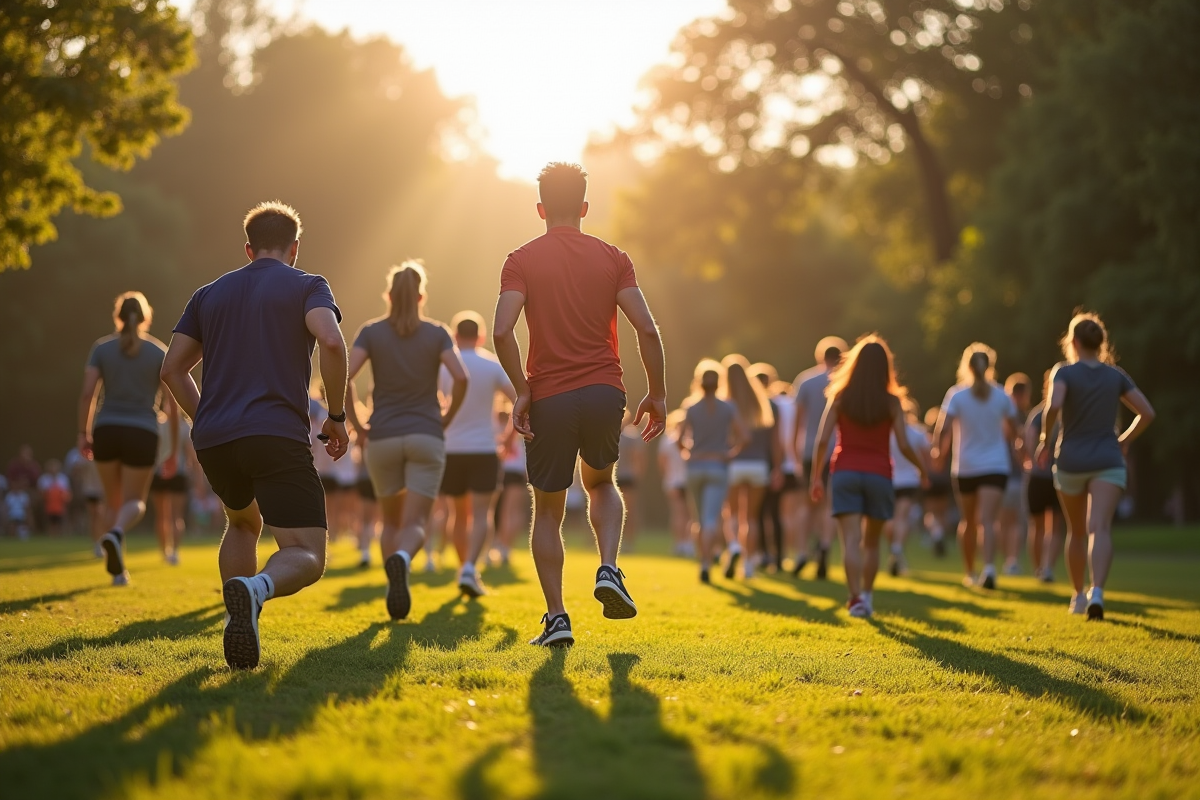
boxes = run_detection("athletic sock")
[891,544,903,556]
[982,563,997,578]
[110,528,124,543]
[1089,587,1104,604]
[251,573,275,604]
[461,562,476,575]
[395,550,411,568]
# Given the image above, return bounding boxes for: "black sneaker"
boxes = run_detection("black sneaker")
[723,550,741,580]
[222,577,262,670]
[1086,598,1104,621]
[699,568,711,585]
[790,556,808,578]
[979,570,997,590]
[933,538,946,558]
[594,565,637,619]
[530,613,574,647]
[815,548,828,580]
[888,556,900,578]
[384,553,412,620]
[100,530,125,577]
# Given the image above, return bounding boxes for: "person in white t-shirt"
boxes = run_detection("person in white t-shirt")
[886,397,931,576]
[933,344,1021,589]
[437,311,516,597]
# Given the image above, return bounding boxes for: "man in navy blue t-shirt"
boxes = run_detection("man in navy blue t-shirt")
[161,201,350,670]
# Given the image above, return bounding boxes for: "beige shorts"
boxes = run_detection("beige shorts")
[365,434,446,499]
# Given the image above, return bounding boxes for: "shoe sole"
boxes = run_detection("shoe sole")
[1086,603,1104,621]
[459,581,486,599]
[594,581,637,619]
[384,554,411,620]
[980,576,996,590]
[724,552,741,580]
[101,535,124,577]
[222,579,260,670]
[533,630,575,647]
[889,562,899,578]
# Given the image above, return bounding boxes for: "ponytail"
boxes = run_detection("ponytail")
[386,260,428,338]
[113,292,151,357]
[956,342,996,400]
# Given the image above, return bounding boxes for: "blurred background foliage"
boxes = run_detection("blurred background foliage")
[2,0,1196,518]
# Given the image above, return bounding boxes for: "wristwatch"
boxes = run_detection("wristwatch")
[328,410,347,423]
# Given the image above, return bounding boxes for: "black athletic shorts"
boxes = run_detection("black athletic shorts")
[925,473,952,498]
[780,472,800,492]
[502,470,528,488]
[92,425,158,468]
[527,384,626,492]
[1027,475,1061,515]
[151,473,189,493]
[196,435,327,529]
[955,473,1008,494]
[895,486,922,501]
[441,453,500,496]
[356,477,376,501]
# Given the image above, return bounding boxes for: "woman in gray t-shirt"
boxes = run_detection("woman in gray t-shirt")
[346,261,467,621]
[1036,312,1155,620]
[78,292,178,585]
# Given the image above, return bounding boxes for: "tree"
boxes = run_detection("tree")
[0,0,193,270]
[634,0,1037,263]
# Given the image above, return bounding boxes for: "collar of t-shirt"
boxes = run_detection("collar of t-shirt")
[246,257,289,269]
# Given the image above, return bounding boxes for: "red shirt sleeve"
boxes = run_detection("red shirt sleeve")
[500,253,526,295]
[616,251,638,292]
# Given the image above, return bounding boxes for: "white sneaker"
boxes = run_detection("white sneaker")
[222,576,263,669]
[100,532,125,577]
[458,568,487,598]
[848,595,872,618]
[111,571,130,587]
[165,552,180,566]
[1069,593,1088,615]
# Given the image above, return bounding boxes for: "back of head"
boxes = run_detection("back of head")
[112,291,152,357]
[244,201,302,256]
[827,335,897,427]
[721,354,772,428]
[538,162,587,221]
[1061,311,1113,364]
[386,260,428,338]
[749,362,778,389]
[815,336,849,367]
[1004,372,1030,406]
[689,358,725,402]
[901,394,921,425]
[957,342,996,399]
[452,310,485,343]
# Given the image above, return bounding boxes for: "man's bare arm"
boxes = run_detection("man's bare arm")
[160,333,203,421]
[306,307,349,460]
[616,286,667,441]
[493,291,532,438]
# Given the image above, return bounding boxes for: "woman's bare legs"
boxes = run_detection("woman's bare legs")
[955,489,979,580]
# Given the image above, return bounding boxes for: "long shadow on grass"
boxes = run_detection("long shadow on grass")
[0,596,491,799]
[711,581,845,627]
[0,552,99,574]
[0,586,98,616]
[461,651,735,800]
[872,618,1144,722]
[8,604,224,663]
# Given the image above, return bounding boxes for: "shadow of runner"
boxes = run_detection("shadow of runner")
[0,598,490,798]
[0,586,99,616]
[871,618,1144,722]
[711,582,845,628]
[8,604,224,664]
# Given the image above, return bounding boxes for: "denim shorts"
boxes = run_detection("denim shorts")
[830,470,895,520]
[686,461,730,531]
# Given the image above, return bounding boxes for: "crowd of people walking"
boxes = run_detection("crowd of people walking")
[5,162,1156,669]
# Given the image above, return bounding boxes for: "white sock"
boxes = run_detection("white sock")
[1089,587,1104,604]
[891,544,903,555]
[862,591,873,605]
[253,573,275,603]
[461,562,476,575]
[983,563,997,577]
[729,541,743,555]
[395,550,411,568]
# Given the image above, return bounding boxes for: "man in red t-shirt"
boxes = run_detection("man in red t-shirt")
[494,162,667,647]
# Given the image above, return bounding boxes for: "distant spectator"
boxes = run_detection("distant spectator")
[38,459,72,536]
[5,479,33,539]
[6,444,41,489]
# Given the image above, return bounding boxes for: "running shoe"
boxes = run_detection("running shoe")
[742,560,755,580]
[112,571,130,587]
[1069,593,1088,615]
[699,568,711,585]
[932,537,947,558]
[529,613,574,647]
[723,549,742,580]
[384,553,412,620]
[962,575,977,588]
[847,595,871,618]
[458,568,487,598]
[978,568,997,590]
[594,565,637,619]
[1003,561,1021,576]
[165,552,180,567]
[100,531,125,578]
[1039,568,1055,583]
[815,548,829,580]
[222,576,263,670]
[789,556,808,578]
[93,542,103,559]
[1086,589,1104,621]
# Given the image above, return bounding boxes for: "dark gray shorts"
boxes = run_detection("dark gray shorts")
[830,470,895,521]
[527,385,626,492]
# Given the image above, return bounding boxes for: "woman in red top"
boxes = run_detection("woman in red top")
[810,336,926,618]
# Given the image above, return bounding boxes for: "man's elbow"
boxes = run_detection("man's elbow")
[317,333,346,352]
[493,326,515,345]
[635,321,661,342]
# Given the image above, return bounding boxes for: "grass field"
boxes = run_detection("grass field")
[2,525,1198,799]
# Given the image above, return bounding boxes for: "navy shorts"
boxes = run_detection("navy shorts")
[830,470,895,520]
[527,385,626,492]
[196,435,327,529]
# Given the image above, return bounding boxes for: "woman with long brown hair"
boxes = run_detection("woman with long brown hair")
[78,292,178,585]
[721,354,775,579]
[346,261,468,621]
[932,344,1021,590]
[810,336,926,618]
[1037,312,1154,619]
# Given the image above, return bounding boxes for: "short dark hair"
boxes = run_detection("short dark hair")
[244,201,302,254]
[537,162,587,219]
[452,310,485,340]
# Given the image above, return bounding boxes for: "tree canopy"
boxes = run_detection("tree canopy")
[0,0,193,269]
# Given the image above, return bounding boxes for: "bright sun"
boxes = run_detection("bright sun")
[258,0,726,181]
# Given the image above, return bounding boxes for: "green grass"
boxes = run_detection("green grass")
[1,525,1198,800]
